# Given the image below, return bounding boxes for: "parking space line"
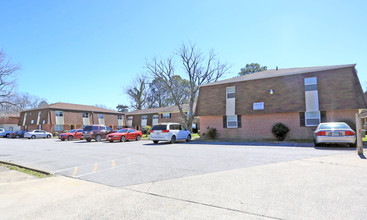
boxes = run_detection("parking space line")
[72,167,78,177]
[53,158,126,173]
[74,163,133,178]
[93,163,98,172]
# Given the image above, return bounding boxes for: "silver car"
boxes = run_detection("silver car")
[25,130,53,139]
[313,122,356,147]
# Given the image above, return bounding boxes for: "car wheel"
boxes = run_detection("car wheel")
[153,140,159,144]
[86,138,91,142]
[109,140,113,142]
[313,139,320,147]
[31,135,36,139]
[47,134,51,138]
[120,136,126,142]
[186,134,191,142]
[136,135,141,141]
[16,135,20,138]
[350,143,356,148]
[68,136,73,141]
[5,134,10,138]
[61,138,65,141]
[95,135,102,142]
[170,136,176,144]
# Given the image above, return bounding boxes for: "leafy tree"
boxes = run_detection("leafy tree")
[238,63,267,76]
[116,104,129,112]
[146,43,230,131]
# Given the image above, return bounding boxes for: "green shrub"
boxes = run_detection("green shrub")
[143,126,152,136]
[53,132,59,137]
[205,127,218,139]
[271,123,290,141]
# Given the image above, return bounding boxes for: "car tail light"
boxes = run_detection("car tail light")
[345,131,355,136]
[150,130,154,133]
[317,131,326,136]
[162,130,169,133]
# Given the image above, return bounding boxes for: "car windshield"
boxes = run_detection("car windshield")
[69,129,76,133]
[117,129,128,133]
[319,123,350,130]
[152,125,167,130]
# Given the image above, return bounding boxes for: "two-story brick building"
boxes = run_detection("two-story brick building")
[196,64,366,140]
[19,102,125,133]
[0,113,21,131]
[125,104,199,132]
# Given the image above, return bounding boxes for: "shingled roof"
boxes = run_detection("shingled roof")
[202,64,356,87]
[126,104,191,115]
[27,102,121,114]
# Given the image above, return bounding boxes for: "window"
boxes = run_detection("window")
[106,127,112,131]
[153,115,159,119]
[56,111,63,117]
[117,126,123,129]
[98,114,104,119]
[152,125,167,130]
[118,115,123,120]
[223,115,241,128]
[100,126,106,130]
[305,111,320,126]
[127,116,133,120]
[253,102,264,110]
[161,113,171,119]
[82,113,89,118]
[227,115,238,128]
[226,86,235,99]
[169,124,180,130]
[55,124,63,131]
[31,120,34,124]
[141,115,148,120]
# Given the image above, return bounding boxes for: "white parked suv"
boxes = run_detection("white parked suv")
[150,123,191,144]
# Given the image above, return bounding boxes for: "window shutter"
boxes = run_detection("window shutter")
[237,115,241,128]
[223,116,227,128]
[321,111,327,122]
[299,112,305,127]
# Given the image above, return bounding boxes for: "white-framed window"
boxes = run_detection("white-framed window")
[127,116,133,121]
[226,86,235,99]
[304,77,318,91]
[227,115,238,128]
[55,124,63,131]
[31,120,34,124]
[152,115,159,119]
[82,113,89,118]
[98,114,104,119]
[253,102,264,110]
[55,111,63,117]
[141,115,148,120]
[118,115,123,120]
[161,113,171,119]
[305,111,320,126]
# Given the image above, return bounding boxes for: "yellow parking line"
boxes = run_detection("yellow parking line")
[94,163,98,172]
[72,167,78,177]
[112,160,116,167]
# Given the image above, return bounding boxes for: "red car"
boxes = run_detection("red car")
[59,129,83,141]
[106,128,142,142]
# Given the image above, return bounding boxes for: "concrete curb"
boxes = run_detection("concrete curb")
[0,161,52,175]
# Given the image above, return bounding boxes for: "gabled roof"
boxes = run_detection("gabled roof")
[201,64,356,87]
[23,102,122,114]
[126,104,191,115]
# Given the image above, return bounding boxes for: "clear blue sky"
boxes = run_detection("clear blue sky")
[1,0,366,110]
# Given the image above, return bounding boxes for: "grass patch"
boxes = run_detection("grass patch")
[0,162,51,178]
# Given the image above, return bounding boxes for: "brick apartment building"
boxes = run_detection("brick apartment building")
[0,113,21,131]
[19,103,125,133]
[196,64,366,140]
[125,104,199,132]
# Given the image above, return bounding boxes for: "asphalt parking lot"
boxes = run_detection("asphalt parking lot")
[0,138,355,187]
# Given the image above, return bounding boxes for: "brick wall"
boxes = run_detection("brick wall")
[200,109,358,140]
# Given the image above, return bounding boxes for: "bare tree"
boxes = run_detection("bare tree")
[0,92,47,113]
[126,74,148,110]
[0,50,21,108]
[146,43,230,131]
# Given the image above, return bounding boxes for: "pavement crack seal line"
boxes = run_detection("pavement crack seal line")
[122,188,283,220]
